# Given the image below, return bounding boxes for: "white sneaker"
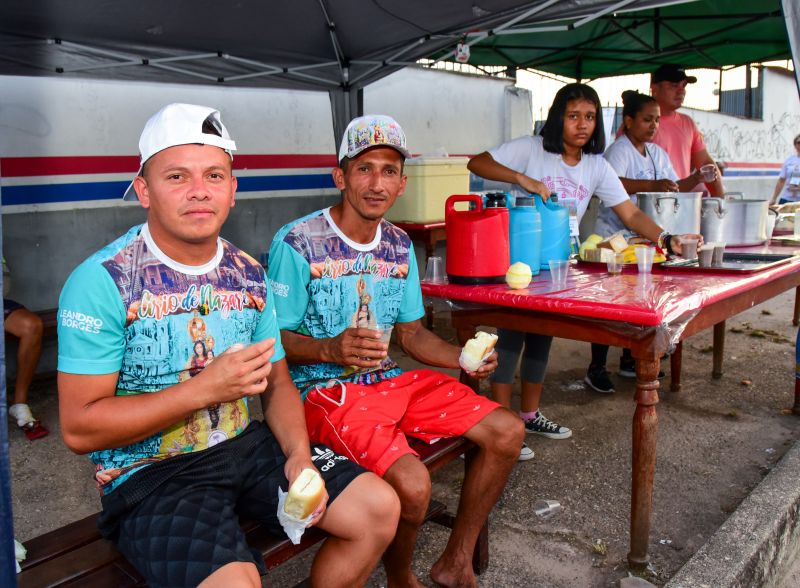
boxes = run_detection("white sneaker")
[9,403,34,427]
[518,442,535,461]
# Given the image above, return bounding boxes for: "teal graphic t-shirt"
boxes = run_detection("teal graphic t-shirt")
[58,224,285,494]
[267,208,425,394]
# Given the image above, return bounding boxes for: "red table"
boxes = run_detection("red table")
[394,221,447,329]
[393,221,446,260]
[421,245,800,568]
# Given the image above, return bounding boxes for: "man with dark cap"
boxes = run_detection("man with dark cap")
[650,64,725,196]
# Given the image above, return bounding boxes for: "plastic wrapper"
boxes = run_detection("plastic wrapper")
[277,486,315,545]
[422,245,800,355]
[15,538,26,573]
[458,347,494,372]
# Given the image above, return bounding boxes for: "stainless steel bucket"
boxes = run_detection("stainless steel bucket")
[633,192,702,234]
[700,197,770,245]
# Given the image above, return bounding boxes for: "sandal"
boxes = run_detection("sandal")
[20,420,49,440]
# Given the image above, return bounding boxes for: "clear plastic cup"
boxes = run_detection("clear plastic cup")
[712,242,726,265]
[423,256,447,284]
[606,252,624,275]
[681,238,699,259]
[634,246,655,273]
[533,499,562,519]
[700,164,717,182]
[376,324,393,345]
[698,244,714,267]
[548,259,569,287]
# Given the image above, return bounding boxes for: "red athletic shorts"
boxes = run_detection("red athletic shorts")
[303,369,500,477]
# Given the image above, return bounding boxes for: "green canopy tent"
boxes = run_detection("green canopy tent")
[435,0,796,88]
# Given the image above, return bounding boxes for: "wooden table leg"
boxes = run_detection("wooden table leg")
[794,286,799,327]
[628,356,660,569]
[712,321,725,379]
[670,342,682,392]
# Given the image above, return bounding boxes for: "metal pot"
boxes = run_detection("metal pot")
[633,192,702,234]
[700,197,771,246]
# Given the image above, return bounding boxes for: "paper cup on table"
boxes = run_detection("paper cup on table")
[606,252,624,275]
[698,244,714,268]
[712,242,725,265]
[635,246,655,273]
[700,164,716,182]
[681,238,698,259]
[548,259,569,287]
[423,256,446,284]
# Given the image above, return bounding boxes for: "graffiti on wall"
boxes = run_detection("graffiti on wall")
[700,112,800,162]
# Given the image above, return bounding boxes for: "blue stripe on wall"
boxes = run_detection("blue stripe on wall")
[723,170,779,177]
[1,174,336,206]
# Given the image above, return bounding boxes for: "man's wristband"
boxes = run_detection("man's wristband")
[665,234,675,255]
[657,231,674,255]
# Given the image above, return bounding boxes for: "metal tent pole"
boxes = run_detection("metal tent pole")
[0,166,18,586]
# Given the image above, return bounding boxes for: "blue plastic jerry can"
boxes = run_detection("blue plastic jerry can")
[509,196,542,275]
[534,194,571,268]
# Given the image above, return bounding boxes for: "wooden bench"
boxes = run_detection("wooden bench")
[18,436,487,587]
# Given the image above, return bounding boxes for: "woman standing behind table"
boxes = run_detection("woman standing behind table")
[591,90,704,383]
[770,133,800,205]
[468,83,699,458]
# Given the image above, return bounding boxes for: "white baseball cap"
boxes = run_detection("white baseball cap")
[338,114,410,164]
[123,103,237,201]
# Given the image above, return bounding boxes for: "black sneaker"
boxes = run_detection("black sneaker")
[524,412,572,439]
[619,359,665,379]
[584,366,615,394]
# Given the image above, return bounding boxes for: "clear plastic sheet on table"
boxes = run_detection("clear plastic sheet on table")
[421,255,800,356]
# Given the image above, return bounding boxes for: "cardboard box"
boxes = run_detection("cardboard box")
[386,156,470,223]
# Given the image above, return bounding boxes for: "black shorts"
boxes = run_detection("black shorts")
[98,420,366,588]
[3,298,23,320]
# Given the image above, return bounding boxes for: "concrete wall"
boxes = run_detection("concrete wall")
[365,68,532,155]
[684,68,800,199]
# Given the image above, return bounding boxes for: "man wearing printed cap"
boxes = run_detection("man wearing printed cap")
[650,64,725,195]
[57,103,399,587]
[268,115,523,588]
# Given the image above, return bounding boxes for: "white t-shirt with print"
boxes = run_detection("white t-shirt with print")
[488,135,629,223]
[596,135,679,236]
[778,154,800,202]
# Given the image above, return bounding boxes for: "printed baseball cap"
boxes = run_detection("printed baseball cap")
[123,103,237,201]
[338,115,410,164]
[651,64,697,84]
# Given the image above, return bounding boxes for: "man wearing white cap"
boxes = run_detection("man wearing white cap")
[268,115,523,588]
[57,103,399,587]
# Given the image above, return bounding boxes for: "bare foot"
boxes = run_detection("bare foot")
[386,570,427,588]
[429,559,477,588]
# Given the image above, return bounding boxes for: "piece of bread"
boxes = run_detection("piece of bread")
[597,232,628,253]
[461,331,498,371]
[284,469,324,519]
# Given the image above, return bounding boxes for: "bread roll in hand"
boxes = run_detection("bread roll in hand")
[284,469,324,519]
[459,331,498,372]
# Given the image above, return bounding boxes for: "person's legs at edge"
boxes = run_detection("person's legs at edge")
[519,335,571,439]
[429,407,523,588]
[312,472,401,587]
[490,329,534,460]
[382,455,432,588]
[492,332,570,449]
[5,307,47,438]
[585,343,615,393]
